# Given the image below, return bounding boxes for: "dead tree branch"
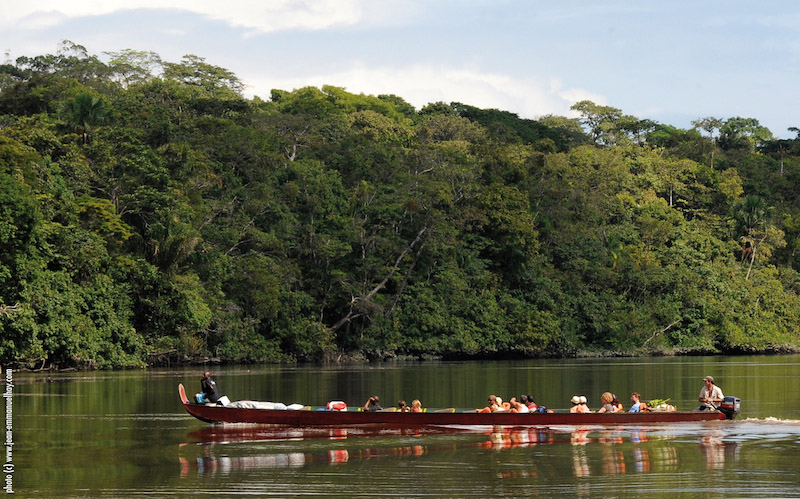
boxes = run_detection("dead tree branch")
[643,319,681,347]
[329,226,428,334]
[0,303,19,317]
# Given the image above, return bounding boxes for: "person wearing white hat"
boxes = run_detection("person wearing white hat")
[697,375,724,410]
[570,395,591,413]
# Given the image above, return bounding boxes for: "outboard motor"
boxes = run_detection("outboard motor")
[718,396,741,420]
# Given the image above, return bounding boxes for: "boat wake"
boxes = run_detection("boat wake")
[743,416,800,425]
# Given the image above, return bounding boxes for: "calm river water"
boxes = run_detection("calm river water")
[8,355,800,497]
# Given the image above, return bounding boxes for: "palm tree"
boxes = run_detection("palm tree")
[59,92,108,144]
[736,195,768,234]
[736,195,780,280]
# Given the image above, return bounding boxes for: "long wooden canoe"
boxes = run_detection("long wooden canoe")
[179,384,732,426]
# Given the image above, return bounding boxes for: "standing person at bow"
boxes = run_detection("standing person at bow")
[199,371,220,403]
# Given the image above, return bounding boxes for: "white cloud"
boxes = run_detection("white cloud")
[243,63,597,119]
[2,0,410,32]
[548,80,607,111]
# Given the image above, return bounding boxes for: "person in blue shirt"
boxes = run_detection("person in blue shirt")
[629,392,643,413]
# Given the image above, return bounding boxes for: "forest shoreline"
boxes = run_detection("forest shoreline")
[10,344,800,372]
[2,43,800,370]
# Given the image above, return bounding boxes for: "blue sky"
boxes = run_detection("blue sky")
[2,1,799,137]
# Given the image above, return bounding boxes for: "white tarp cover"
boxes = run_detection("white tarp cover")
[227,400,288,410]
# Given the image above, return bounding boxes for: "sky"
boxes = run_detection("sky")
[2,1,799,137]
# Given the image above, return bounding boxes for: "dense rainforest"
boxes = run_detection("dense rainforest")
[1,42,800,368]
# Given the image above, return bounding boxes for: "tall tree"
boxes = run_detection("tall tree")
[570,100,623,146]
[691,116,722,169]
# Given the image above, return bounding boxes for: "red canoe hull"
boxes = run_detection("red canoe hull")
[179,385,726,426]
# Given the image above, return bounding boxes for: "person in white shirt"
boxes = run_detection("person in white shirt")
[697,375,724,410]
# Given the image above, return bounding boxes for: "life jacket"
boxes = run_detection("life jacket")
[326,401,347,411]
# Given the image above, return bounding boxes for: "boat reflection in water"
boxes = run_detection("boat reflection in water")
[485,425,737,478]
[179,424,738,478]
[179,425,451,477]
[487,426,662,478]
[181,424,460,444]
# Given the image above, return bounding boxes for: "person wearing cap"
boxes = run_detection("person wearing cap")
[571,395,591,413]
[478,394,499,413]
[569,395,582,413]
[698,376,724,411]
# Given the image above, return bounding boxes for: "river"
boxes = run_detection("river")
[7,355,800,497]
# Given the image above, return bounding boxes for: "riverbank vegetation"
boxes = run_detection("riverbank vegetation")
[2,42,800,368]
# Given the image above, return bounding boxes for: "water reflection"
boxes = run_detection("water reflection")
[178,425,742,479]
[183,424,470,444]
[179,445,432,477]
[179,440,430,477]
[700,430,739,469]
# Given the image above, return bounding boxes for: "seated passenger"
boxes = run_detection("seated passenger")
[398,400,410,412]
[524,395,538,411]
[578,396,591,413]
[569,395,582,413]
[510,397,529,413]
[629,392,643,413]
[363,395,382,412]
[479,394,498,413]
[612,394,624,412]
[494,396,508,412]
[411,399,422,413]
[597,392,621,413]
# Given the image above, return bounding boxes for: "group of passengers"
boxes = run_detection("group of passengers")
[198,371,723,414]
[397,399,423,413]
[566,376,724,413]
[571,392,643,413]
[363,396,423,412]
[478,394,540,413]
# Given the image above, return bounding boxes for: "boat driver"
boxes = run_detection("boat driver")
[697,375,724,411]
